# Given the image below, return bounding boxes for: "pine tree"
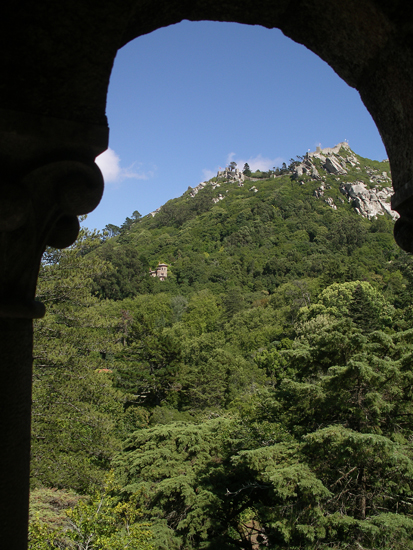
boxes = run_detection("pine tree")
[242,163,251,176]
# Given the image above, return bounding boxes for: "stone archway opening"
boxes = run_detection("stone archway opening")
[2,3,413,549]
[88,20,387,231]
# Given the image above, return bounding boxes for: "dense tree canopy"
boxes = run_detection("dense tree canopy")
[30,148,413,549]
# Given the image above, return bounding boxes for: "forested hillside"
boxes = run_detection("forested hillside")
[30,145,413,549]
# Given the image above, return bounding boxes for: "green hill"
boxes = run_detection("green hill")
[93,142,399,304]
[30,144,413,550]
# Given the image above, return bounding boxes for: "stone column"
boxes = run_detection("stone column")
[0,319,33,548]
[0,108,108,549]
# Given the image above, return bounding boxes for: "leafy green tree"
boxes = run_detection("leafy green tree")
[182,290,221,336]
[120,210,141,233]
[116,316,183,407]
[222,288,245,317]
[117,418,245,549]
[65,472,154,550]
[92,242,152,300]
[32,231,124,492]
[31,146,405,549]
[280,161,288,174]
[170,295,188,322]
[300,280,394,332]
[179,338,264,410]
[327,215,367,255]
[104,224,121,239]
[29,474,154,550]
[260,283,413,548]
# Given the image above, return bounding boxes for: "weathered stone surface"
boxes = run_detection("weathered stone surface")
[324,197,337,210]
[212,193,225,203]
[189,182,207,197]
[295,164,304,177]
[340,181,398,220]
[324,156,348,175]
[311,165,320,179]
[0,115,105,320]
[314,185,325,198]
[217,166,245,183]
[149,206,161,217]
[0,319,33,549]
[294,142,353,180]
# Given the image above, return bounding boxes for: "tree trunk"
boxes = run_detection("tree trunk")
[357,466,367,520]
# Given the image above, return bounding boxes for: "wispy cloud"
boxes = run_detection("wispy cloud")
[202,168,217,181]
[95,148,154,185]
[226,153,285,172]
[202,153,286,182]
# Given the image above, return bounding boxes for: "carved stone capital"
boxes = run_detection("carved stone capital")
[0,109,108,318]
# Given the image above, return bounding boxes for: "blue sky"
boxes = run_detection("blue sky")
[86,20,387,231]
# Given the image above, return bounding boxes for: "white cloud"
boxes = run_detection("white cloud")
[226,152,237,165]
[95,148,121,183]
[226,153,285,173]
[95,148,154,185]
[202,152,286,183]
[202,168,216,181]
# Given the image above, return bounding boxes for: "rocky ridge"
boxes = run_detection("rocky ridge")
[294,142,397,219]
[150,142,397,220]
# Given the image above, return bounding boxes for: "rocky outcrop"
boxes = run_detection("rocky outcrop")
[187,165,244,201]
[293,141,360,180]
[212,194,225,203]
[154,144,394,220]
[311,165,320,179]
[324,156,347,175]
[364,168,391,187]
[295,162,321,178]
[324,197,337,210]
[313,183,331,198]
[149,206,161,217]
[303,143,396,219]
[189,182,208,197]
[340,181,398,220]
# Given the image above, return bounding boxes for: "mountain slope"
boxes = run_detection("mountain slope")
[93,143,401,303]
[32,144,413,549]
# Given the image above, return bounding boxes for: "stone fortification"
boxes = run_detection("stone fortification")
[217,166,245,184]
[295,141,360,179]
[309,142,352,158]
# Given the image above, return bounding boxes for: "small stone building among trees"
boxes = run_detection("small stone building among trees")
[149,263,168,281]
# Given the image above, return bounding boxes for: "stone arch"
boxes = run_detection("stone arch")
[1,1,413,548]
